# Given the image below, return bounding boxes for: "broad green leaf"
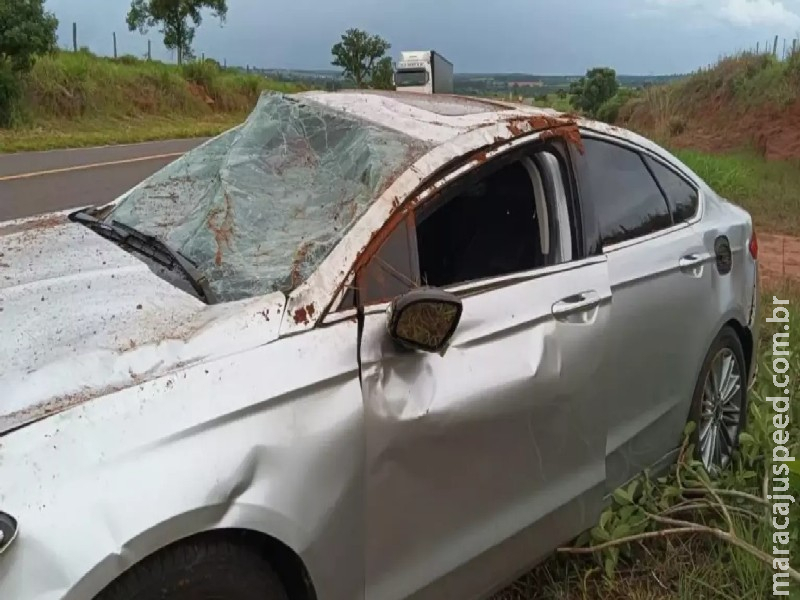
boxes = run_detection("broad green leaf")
[599,509,613,529]
[604,547,620,579]
[613,489,633,505]
[739,432,756,445]
[611,522,632,539]
[627,480,640,499]
[591,526,611,542]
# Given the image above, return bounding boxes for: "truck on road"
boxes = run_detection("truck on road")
[394,50,453,94]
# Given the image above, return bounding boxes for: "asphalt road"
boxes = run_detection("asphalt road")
[0,138,208,222]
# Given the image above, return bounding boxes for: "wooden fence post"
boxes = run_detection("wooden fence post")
[72,23,78,51]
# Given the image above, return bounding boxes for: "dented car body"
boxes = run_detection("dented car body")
[0,91,759,600]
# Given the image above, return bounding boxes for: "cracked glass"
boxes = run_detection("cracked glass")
[106,92,431,302]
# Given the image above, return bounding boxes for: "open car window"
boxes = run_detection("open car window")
[103,93,431,303]
[347,140,578,308]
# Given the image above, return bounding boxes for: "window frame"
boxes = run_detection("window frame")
[575,130,703,254]
[332,136,596,318]
[640,153,701,226]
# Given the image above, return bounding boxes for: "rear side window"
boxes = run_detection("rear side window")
[578,138,672,247]
[643,156,699,223]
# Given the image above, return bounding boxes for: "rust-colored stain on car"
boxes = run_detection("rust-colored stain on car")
[504,115,585,154]
[293,303,316,325]
[206,195,234,266]
[289,242,313,290]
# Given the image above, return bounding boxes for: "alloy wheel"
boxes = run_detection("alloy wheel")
[698,348,743,473]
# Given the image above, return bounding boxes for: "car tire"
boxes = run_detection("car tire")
[94,537,289,600]
[688,325,748,475]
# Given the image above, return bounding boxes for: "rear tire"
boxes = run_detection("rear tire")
[688,325,748,475]
[94,537,289,600]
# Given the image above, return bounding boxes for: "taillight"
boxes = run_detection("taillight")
[748,228,758,259]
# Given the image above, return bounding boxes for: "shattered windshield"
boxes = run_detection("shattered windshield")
[106,92,431,303]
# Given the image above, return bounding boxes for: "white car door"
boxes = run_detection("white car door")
[352,140,612,600]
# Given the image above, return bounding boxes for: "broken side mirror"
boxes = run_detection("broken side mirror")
[386,288,463,354]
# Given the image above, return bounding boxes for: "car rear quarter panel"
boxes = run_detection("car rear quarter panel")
[694,193,758,352]
[0,320,365,600]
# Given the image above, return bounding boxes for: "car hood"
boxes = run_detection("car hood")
[0,212,285,435]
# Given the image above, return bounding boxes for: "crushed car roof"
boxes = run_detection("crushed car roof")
[296,90,558,144]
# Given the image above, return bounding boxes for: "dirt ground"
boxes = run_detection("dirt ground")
[760,232,800,283]
[666,99,800,161]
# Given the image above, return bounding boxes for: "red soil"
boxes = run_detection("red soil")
[667,99,800,161]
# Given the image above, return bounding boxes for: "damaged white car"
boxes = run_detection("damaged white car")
[0,90,759,600]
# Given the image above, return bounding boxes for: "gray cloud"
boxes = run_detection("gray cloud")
[45,0,800,74]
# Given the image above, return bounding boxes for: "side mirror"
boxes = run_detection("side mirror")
[386,288,463,354]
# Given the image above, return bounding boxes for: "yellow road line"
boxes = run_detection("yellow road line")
[0,152,185,182]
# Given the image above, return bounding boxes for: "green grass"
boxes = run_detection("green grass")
[0,49,305,152]
[685,51,800,109]
[620,50,800,130]
[530,93,574,113]
[0,113,246,153]
[500,279,800,599]
[672,149,800,236]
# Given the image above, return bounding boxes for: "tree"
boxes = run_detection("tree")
[0,0,58,73]
[569,67,619,117]
[0,0,57,127]
[126,0,227,65]
[331,28,390,88]
[595,87,638,124]
[370,56,394,90]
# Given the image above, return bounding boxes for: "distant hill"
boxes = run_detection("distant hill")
[245,67,687,97]
[453,73,687,100]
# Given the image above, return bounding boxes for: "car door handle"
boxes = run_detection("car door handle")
[679,254,705,271]
[551,291,601,319]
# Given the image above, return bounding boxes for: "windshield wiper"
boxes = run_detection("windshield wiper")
[69,209,216,304]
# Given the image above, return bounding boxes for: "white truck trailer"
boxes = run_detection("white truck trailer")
[393,50,454,94]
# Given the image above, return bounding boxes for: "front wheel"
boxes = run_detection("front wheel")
[94,537,289,600]
[688,326,748,475]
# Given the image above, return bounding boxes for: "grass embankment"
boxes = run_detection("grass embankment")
[505,278,800,599]
[674,149,800,237]
[0,50,304,152]
[617,51,800,164]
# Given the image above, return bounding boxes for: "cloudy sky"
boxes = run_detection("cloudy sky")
[46,0,800,74]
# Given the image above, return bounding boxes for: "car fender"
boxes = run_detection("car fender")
[0,321,365,600]
[64,502,312,600]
